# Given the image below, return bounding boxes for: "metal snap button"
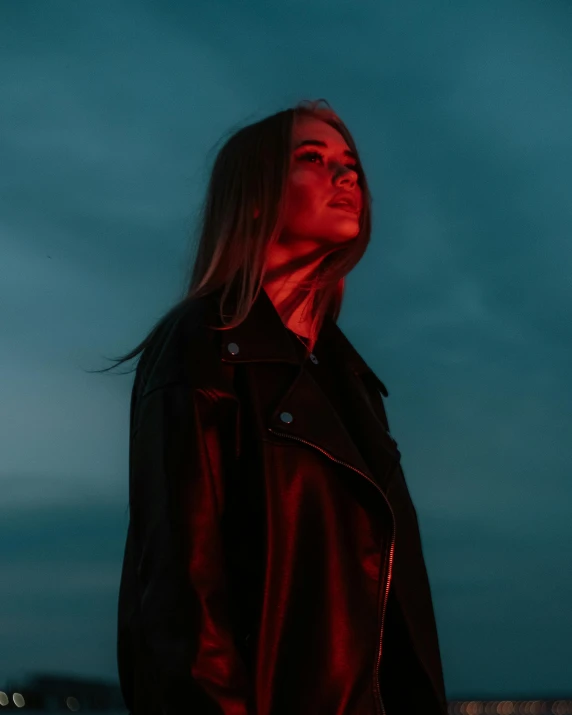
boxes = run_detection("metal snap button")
[227,342,240,355]
[280,411,293,424]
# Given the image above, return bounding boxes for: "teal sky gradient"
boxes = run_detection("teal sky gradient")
[1,0,571,699]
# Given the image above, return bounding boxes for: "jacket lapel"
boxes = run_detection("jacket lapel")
[212,285,400,495]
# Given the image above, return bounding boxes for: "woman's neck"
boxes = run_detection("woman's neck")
[262,281,313,339]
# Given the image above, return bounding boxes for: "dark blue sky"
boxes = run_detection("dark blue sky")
[1,0,571,700]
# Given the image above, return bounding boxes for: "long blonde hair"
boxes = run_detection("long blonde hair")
[92,98,372,372]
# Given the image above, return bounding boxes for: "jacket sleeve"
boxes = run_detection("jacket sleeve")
[128,378,253,715]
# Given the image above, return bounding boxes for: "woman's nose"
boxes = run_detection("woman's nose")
[335,168,357,186]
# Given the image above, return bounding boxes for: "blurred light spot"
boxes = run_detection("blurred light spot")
[66,695,80,711]
[12,693,25,708]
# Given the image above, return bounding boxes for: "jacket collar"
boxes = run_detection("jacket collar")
[208,284,388,396]
[207,281,398,497]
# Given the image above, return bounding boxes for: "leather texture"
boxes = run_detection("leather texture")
[117,285,448,715]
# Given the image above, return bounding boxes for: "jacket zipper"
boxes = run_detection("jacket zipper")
[268,428,396,715]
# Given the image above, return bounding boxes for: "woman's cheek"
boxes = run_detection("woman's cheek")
[287,190,312,218]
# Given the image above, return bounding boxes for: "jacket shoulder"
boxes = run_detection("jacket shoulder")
[135,295,232,399]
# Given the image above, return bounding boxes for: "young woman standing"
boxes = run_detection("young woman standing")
[102,99,448,715]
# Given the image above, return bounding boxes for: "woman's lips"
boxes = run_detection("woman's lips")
[329,203,359,214]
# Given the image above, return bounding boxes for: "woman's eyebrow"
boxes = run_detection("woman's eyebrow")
[294,139,356,161]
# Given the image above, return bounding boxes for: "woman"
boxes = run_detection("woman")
[100,99,448,714]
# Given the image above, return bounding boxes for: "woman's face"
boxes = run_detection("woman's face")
[281,116,363,245]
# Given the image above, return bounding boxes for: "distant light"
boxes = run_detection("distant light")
[448,702,572,715]
[0,691,8,706]
[12,692,25,708]
[66,696,80,711]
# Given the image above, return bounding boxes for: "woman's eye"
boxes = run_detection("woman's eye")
[299,151,323,163]
[298,152,359,172]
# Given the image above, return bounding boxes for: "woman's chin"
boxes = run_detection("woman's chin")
[323,218,360,239]
[334,225,361,240]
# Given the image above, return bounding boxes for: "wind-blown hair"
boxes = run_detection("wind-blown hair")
[90,98,372,374]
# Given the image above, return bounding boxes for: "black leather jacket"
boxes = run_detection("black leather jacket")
[117,286,448,715]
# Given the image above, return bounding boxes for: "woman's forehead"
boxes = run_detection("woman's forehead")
[292,116,349,149]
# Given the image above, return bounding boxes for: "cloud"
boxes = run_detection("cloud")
[0,0,570,696]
